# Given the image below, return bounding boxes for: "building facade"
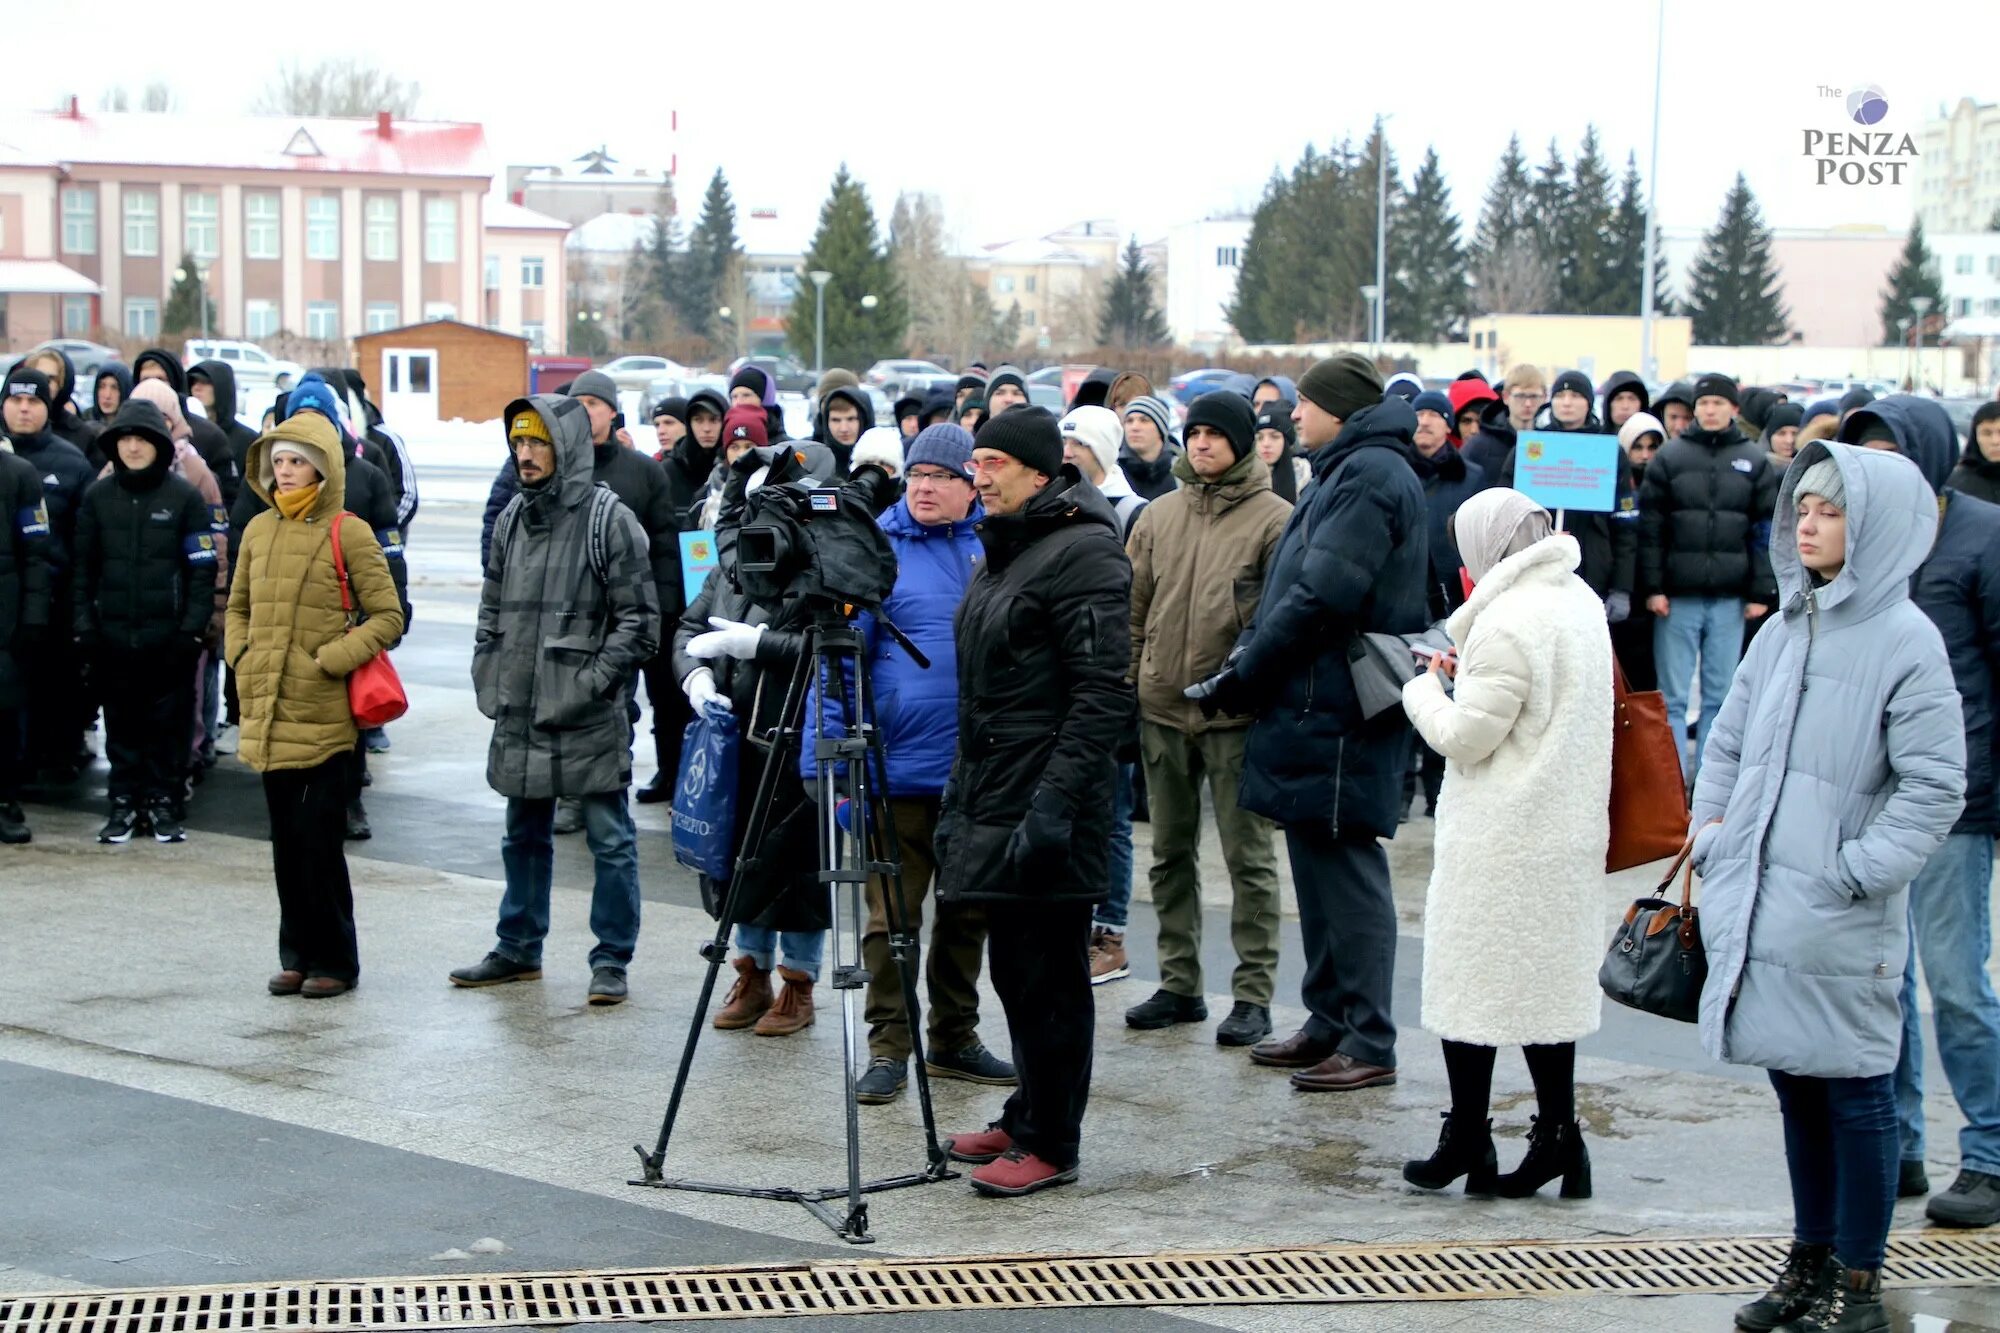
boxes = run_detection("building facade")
[1162,216,1251,352]
[481,200,568,353]
[1914,98,2000,237]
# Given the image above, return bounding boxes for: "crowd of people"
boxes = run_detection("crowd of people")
[9,337,2000,1333]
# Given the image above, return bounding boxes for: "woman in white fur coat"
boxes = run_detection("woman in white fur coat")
[1398,486,1613,1201]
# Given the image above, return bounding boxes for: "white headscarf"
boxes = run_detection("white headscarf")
[1452,486,1553,583]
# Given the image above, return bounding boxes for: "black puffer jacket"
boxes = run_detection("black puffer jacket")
[1233,398,1429,837]
[132,349,239,506]
[663,389,727,527]
[73,411,217,651]
[6,426,95,581]
[0,449,52,709]
[935,469,1133,904]
[1637,422,1779,601]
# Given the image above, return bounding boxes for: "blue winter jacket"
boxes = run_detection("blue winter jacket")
[1839,395,2000,835]
[804,497,984,798]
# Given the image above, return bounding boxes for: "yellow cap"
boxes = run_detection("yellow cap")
[509,410,551,443]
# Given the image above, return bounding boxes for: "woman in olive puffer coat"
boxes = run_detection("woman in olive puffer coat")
[225,411,402,999]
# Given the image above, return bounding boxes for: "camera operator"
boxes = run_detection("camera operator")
[934,406,1133,1198]
[673,421,828,1039]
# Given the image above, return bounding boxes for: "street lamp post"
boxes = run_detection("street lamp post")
[1359,285,1380,356]
[1912,296,1934,392]
[1897,317,1913,387]
[1374,115,1391,360]
[808,270,832,378]
[1638,0,1665,382]
[174,260,211,341]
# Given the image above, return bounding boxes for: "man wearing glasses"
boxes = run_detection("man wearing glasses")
[847,424,1017,1107]
[1503,364,1547,433]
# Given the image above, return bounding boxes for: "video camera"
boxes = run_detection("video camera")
[731,455,900,611]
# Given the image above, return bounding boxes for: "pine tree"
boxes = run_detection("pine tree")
[1685,173,1790,345]
[1471,135,1549,315]
[1097,237,1171,347]
[160,253,215,337]
[784,164,907,371]
[1559,126,1615,314]
[1388,146,1468,341]
[1601,153,1674,316]
[1525,137,1570,311]
[682,168,740,342]
[643,179,689,335]
[1878,218,1946,346]
[1227,168,1293,342]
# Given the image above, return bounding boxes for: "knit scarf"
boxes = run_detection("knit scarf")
[273,484,321,521]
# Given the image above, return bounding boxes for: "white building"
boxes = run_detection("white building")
[1162,216,1251,352]
[1914,98,2000,237]
[1932,231,2000,324]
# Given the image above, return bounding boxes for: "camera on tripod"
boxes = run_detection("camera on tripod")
[730,460,900,611]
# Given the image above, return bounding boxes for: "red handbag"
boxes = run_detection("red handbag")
[329,512,409,729]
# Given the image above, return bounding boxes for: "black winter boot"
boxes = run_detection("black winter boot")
[1733,1243,1833,1331]
[1781,1263,1887,1332]
[1402,1111,1499,1194]
[1494,1116,1592,1199]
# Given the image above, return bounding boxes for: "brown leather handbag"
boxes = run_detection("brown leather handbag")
[1605,655,1688,873]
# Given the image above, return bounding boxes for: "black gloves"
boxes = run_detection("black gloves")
[1184,666,1253,720]
[1006,790,1072,871]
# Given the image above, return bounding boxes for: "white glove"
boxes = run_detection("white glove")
[683,667,731,713]
[687,616,765,661]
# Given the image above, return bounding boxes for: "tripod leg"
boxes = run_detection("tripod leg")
[820,670,868,1239]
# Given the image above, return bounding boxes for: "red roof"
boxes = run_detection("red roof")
[7,109,491,180]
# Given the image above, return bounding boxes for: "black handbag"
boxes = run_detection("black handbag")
[1599,832,1708,1023]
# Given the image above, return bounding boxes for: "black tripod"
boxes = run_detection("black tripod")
[632,606,957,1243]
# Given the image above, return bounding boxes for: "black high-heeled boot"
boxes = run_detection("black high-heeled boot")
[1402,1111,1499,1194]
[1494,1116,1592,1199]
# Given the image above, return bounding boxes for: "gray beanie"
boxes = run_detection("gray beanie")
[1794,457,1846,510]
[567,370,621,408]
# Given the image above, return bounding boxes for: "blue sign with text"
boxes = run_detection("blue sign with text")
[1512,432,1620,513]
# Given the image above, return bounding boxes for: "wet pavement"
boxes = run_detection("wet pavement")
[4,494,1997,1331]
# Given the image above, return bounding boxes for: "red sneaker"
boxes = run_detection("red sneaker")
[945,1125,1013,1164]
[970,1147,1078,1197]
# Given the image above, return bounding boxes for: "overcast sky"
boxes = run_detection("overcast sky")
[8,0,1988,252]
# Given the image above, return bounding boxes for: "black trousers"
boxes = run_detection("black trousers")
[990,899,1095,1168]
[644,655,690,780]
[0,704,23,803]
[265,753,359,982]
[27,595,85,771]
[1287,822,1399,1069]
[99,645,193,805]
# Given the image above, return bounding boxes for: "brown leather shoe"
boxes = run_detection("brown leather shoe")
[1249,1028,1337,1068]
[1291,1052,1397,1092]
[713,954,773,1029]
[267,970,305,996]
[754,967,817,1036]
[300,977,353,999]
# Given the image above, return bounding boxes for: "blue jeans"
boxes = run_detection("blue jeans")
[1770,1069,1899,1270]
[497,792,640,969]
[1094,762,1135,930]
[734,925,825,979]
[1654,595,1742,782]
[1895,832,2000,1176]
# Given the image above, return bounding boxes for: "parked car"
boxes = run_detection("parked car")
[729,354,815,395]
[182,339,305,389]
[1168,368,1234,403]
[1939,397,1986,439]
[36,338,122,384]
[1026,384,1067,412]
[601,354,695,392]
[863,359,951,395]
[638,374,693,423]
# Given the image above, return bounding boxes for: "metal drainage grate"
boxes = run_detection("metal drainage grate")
[6,1230,2000,1331]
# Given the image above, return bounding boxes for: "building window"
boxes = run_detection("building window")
[306,196,339,261]
[123,297,159,337]
[1023,308,1036,325]
[245,299,278,338]
[1024,275,1037,294]
[364,301,398,332]
[123,190,159,257]
[245,192,280,259]
[1989,255,2000,278]
[424,197,457,262]
[520,255,545,288]
[62,295,92,336]
[306,301,338,339]
[423,301,456,321]
[1956,254,1975,275]
[1956,297,1974,317]
[365,197,397,261]
[523,322,545,351]
[1986,298,2000,316]
[1217,246,1241,267]
[182,191,219,260]
[483,254,499,290]
[994,275,1015,294]
[61,187,96,253]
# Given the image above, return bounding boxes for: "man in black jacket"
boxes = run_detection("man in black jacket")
[936,406,1132,1198]
[189,360,257,508]
[1189,353,1427,1094]
[1637,372,1777,782]
[132,349,238,506]
[3,367,96,785]
[74,400,216,844]
[0,435,52,843]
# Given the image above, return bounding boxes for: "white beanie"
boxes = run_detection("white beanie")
[1059,405,1122,478]
[1617,411,1666,451]
[849,425,905,477]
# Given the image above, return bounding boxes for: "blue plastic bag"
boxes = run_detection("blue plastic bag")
[671,705,740,881]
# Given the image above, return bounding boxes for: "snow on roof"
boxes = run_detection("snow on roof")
[0,259,99,296]
[11,109,491,179]
[978,235,1096,266]
[570,212,657,253]
[485,199,570,232]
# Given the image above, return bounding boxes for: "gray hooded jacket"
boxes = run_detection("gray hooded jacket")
[1690,441,1964,1079]
[473,394,661,798]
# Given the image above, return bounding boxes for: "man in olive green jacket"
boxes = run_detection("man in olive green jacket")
[1122,391,1290,1047]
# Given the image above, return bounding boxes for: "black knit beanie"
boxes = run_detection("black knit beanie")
[1296,353,1382,422]
[1254,405,1296,449]
[1184,391,1256,461]
[974,404,1063,476]
[1550,369,1594,402]
[1693,373,1740,407]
